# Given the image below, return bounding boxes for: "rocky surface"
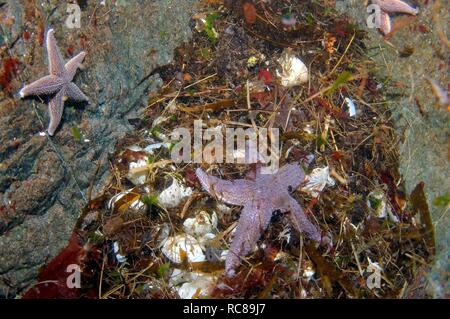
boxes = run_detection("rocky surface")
[337,0,449,297]
[0,0,196,297]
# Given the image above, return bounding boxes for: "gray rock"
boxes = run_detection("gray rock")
[0,0,196,297]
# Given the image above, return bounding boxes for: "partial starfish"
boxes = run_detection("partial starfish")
[196,163,321,276]
[372,0,419,35]
[19,29,88,136]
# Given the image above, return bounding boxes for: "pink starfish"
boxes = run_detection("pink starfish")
[372,0,419,35]
[196,163,321,276]
[19,29,88,136]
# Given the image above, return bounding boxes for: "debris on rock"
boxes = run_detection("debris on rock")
[367,189,399,223]
[158,178,193,209]
[107,189,145,213]
[113,241,127,263]
[183,211,218,237]
[276,49,308,87]
[344,97,357,117]
[161,234,206,264]
[169,269,216,299]
[301,167,336,198]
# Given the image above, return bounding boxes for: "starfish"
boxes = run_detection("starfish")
[371,0,419,35]
[196,163,321,276]
[19,29,88,136]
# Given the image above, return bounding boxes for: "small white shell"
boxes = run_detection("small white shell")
[158,178,193,209]
[127,158,148,185]
[107,189,145,211]
[344,97,357,117]
[126,145,148,185]
[301,166,335,197]
[177,275,214,299]
[302,261,315,282]
[367,190,399,223]
[169,268,215,299]
[113,241,127,263]
[276,49,308,87]
[367,257,382,272]
[219,250,228,261]
[161,234,206,264]
[169,269,215,299]
[125,144,170,185]
[183,211,218,237]
[144,142,169,154]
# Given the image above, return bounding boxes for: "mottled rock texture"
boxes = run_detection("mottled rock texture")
[0,0,195,297]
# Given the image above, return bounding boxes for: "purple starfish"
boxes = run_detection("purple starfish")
[371,0,419,35]
[19,29,88,136]
[196,164,321,276]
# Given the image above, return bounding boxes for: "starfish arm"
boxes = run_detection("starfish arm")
[372,0,418,15]
[66,82,89,102]
[225,201,273,276]
[196,168,254,206]
[285,197,321,243]
[47,88,66,136]
[19,75,65,97]
[271,163,305,190]
[46,29,67,77]
[64,51,86,82]
[379,11,392,35]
